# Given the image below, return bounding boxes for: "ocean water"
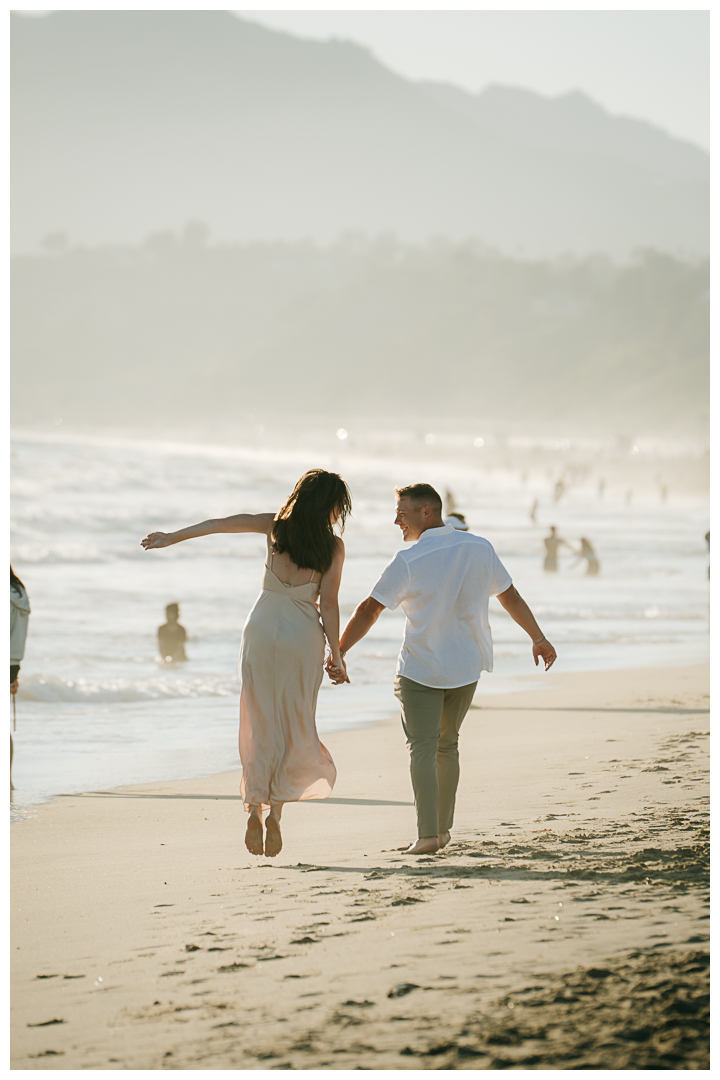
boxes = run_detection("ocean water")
[10,429,709,816]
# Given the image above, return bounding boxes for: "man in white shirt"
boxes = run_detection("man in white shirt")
[330,483,556,855]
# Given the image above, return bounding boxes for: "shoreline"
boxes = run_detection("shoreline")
[9,653,710,819]
[11,663,709,1069]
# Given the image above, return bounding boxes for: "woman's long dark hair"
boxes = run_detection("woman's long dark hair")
[10,565,26,594]
[271,470,352,574]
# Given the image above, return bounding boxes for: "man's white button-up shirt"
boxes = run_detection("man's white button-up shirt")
[370,524,512,688]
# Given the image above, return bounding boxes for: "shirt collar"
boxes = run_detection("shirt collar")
[416,524,456,543]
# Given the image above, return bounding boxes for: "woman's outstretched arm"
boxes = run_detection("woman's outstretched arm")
[318,538,349,683]
[141,513,276,550]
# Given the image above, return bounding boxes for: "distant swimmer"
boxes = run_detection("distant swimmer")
[543,526,570,573]
[444,512,469,531]
[575,537,600,577]
[158,602,187,663]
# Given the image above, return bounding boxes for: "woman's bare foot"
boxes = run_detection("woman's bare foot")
[265,816,282,857]
[400,836,440,855]
[245,815,264,856]
[438,831,451,849]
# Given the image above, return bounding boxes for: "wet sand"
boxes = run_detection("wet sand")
[11,664,709,1070]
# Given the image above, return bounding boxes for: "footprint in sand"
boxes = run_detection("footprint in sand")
[388,983,420,998]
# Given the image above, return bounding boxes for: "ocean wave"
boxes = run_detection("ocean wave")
[10,541,265,565]
[10,547,114,565]
[17,673,240,703]
[528,606,704,621]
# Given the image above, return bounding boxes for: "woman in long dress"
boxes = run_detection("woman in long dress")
[141,469,351,857]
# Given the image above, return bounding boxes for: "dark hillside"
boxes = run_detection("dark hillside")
[11,239,708,435]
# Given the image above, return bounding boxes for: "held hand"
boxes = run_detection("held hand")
[326,662,349,685]
[141,532,173,550]
[325,663,346,684]
[325,652,350,684]
[10,679,18,696]
[533,639,557,671]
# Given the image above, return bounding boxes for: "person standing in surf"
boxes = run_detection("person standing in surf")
[11,566,31,791]
[141,469,351,857]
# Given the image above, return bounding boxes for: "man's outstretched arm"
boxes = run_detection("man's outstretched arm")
[496,585,557,670]
[326,597,386,681]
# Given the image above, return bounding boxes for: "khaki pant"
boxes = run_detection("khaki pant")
[394,675,478,838]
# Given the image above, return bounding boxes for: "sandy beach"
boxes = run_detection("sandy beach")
[11,664,709,1070]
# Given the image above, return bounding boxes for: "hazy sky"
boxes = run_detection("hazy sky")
[241,9,709,150]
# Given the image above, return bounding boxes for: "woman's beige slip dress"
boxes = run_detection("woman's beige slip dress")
[238,553,337,810]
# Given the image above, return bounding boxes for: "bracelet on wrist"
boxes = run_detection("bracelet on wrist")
[533,636,546,645]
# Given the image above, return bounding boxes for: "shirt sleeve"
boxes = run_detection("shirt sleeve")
[369,553,410,611]
[490,547,513,596]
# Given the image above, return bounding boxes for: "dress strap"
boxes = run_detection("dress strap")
[308,569,315,584]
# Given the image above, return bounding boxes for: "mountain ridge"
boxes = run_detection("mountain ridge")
[11,11,708,257]
[417,82,707,181]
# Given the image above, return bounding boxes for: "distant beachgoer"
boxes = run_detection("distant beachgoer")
[157,603,188,663]
[543,526,570,573]
[529,499,538,523]
[553,479,565,503]
[142,469,351,859]
[597,478,605,500]
[660,484,668,503]
[574,538,600,576]
[11,566,31,790]
[444,512,469,531]
[444,488,458,516]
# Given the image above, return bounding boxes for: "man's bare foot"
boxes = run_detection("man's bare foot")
[245,815,263,856]
[265,816,282,857]
[438,831,451,849]
[400,836,440,855]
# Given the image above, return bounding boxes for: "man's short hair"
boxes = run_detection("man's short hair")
[395,484,443,512]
